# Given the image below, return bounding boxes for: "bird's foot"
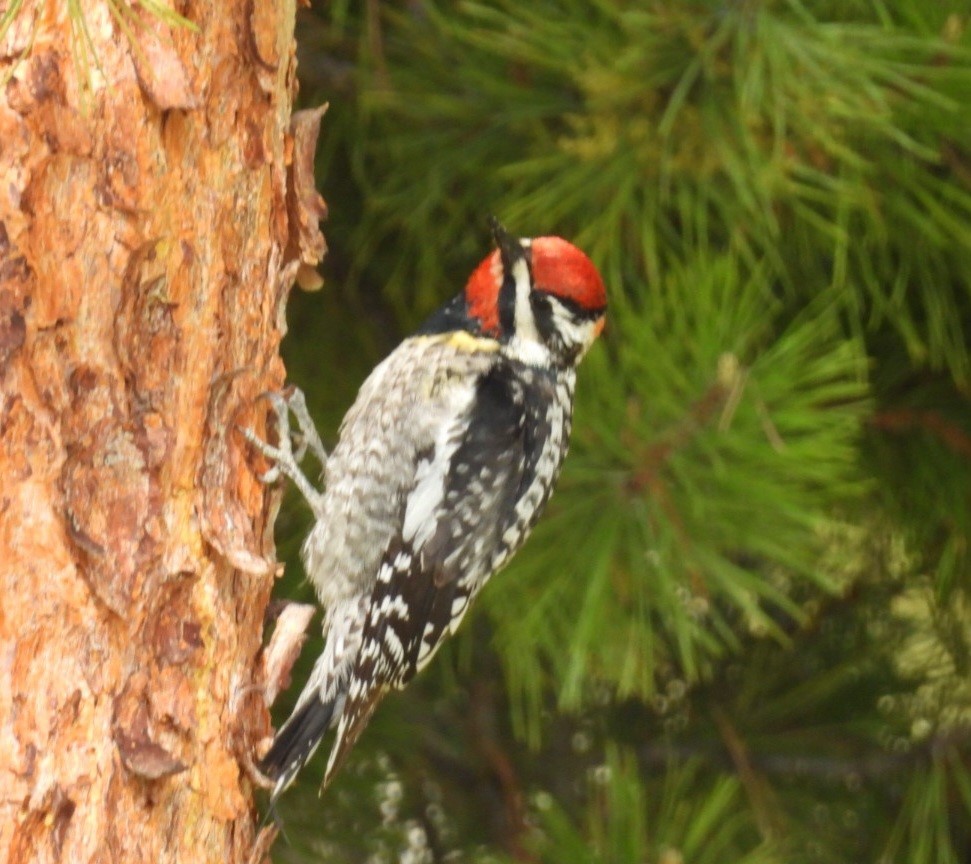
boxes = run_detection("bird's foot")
[241,388,327,517]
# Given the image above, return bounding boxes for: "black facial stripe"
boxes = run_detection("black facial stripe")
[536,291,605,322]
[530,290,557,345]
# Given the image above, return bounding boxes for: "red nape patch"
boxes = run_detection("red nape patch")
[464,249,502,336]
[530,237,607,313]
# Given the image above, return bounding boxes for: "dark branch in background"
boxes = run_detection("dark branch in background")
[623,368,743,593]
[870,408,971,460]
[710,703,786,841]
[624,375,732,498]
[468,679,538,864]
[634,729,971,784]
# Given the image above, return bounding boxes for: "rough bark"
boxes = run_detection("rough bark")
[0,1,324,861]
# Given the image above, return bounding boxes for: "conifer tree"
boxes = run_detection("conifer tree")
[272,3,971,861]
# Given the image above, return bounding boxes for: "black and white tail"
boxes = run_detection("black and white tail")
[260,598,367,800]
[260,693,338,801]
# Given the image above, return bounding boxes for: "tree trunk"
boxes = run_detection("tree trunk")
[0,1,323,861]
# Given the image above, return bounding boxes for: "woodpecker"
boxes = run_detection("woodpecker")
[246,221,606,801]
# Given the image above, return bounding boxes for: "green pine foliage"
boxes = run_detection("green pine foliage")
[272,2,971,861]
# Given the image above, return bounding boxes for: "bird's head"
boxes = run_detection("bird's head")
[464,220,607,367]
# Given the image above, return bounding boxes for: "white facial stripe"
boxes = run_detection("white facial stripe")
[548,296,602,359]
[511,256,538,342]
[550,296,585,342]
[505,253,551,366]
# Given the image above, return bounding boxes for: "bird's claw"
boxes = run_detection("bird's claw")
[241,388,327,517]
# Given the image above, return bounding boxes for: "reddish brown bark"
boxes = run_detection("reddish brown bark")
[0,1,323,861]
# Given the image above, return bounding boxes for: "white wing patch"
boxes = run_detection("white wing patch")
[401,379,478,549]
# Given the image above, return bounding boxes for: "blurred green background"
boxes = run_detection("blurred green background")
[269,2,971,861]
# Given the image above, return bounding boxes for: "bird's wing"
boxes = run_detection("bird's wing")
[322,360,538,786]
